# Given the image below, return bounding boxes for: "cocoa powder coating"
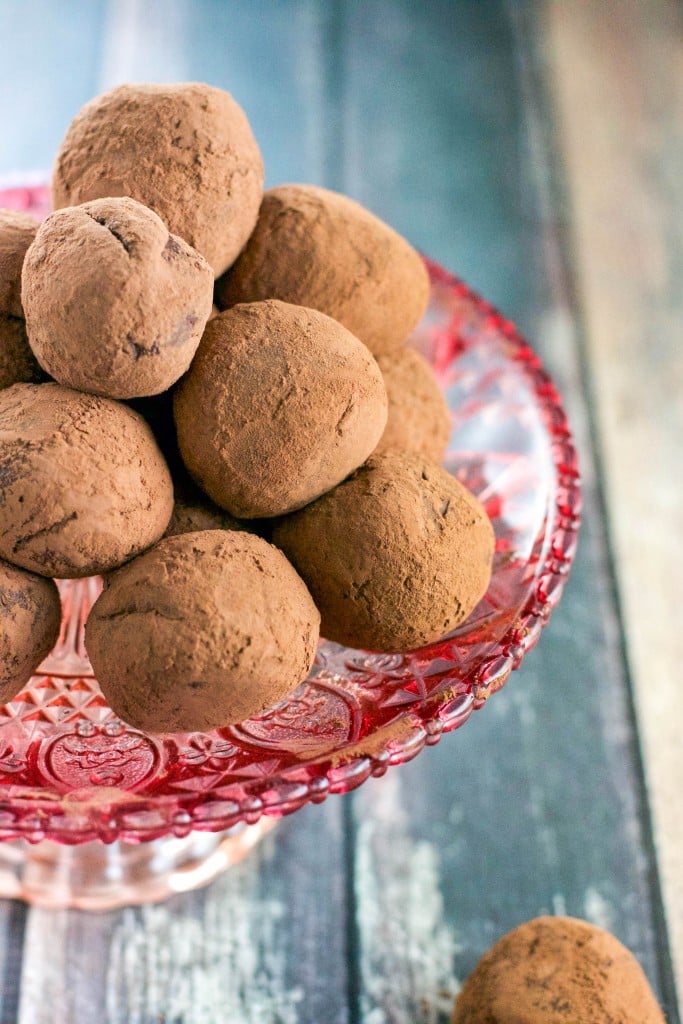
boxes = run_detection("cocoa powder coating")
[452,916,665,1024]
[272,450,494,651]
[0,560,61,704]
[174,300,388,518]
[375,347,451,462]
[0,383,173,577]
[215,185,430,356]
[52,82,264,275]
[22,197,213,399]
[0,210,42,390]
[86,530,321,733]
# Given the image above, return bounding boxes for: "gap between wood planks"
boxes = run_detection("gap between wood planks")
[544,0,683,1000]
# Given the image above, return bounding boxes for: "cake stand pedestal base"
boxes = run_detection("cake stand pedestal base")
[0,818,278,910]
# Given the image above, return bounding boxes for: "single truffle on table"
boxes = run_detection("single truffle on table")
[0,210,43,390]
[174,300,388,518]
[273,450,494,651]
[22,197,213,399]
[52,82,264,276]
[452,916,665,1024]
[215,184,430,357]
[0,383,173,578]
[85,530,321,733]
[375,347,451,462]
[0,560,61,705]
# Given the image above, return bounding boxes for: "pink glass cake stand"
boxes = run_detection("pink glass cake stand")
[0,184,581,909]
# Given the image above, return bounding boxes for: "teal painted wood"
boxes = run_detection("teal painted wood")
[13,807,349,1024]
[0,0,108,175]
[337,0,540,329]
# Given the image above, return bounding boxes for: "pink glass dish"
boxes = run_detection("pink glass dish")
[0,184,580,905]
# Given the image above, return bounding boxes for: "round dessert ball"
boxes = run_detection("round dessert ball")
[0,210,42,390]
[174,300,388,518]
[375,347,450,462]
[0,209,38,318]
[272,450,494,651]
[0,383,173,578]
[52,82,264,276]
[0,560,61,704]
[452,916,665,1024]
[215,184,430,357]
[22,197,213,399]
[85,530,321,733]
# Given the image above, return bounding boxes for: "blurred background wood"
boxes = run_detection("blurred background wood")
[546,0,683,990]
[0,1,680,1021]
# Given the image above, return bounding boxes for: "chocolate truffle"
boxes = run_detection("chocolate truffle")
[0,210,42,390]
[174,301,388,518]
[452,916,665,1024]
[0,560,61,704]
[273,451,494,651]
[85,530,320,732]
[0,383,173,578]
[215,185,430,357]
[375,347,451,462]
[52,83,264,276]
[22,197,213,399]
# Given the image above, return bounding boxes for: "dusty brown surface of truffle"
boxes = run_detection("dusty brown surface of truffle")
[273,450,494,651]
[0,560,61,704]
[52,82,264,275]
[375,347,451,462]
[215,184,430,356]
[1,209,38,317]
[22,197,213,399]
[0,210,43,390]
[86,530,320,733]
[0,383,173,577]
[452,916,665,1024]
[174,300,388,518]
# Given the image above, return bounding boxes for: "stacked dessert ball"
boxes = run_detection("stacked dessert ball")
[0,82,494,734]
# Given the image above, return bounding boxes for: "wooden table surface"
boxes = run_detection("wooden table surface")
[0,1,681,1021]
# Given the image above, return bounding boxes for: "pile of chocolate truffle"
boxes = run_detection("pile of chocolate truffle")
[0,82,494,733]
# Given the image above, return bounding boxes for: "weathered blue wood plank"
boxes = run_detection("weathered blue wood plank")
[0,0,108,175]
[339,0,539,327]
[15,807,349,1024]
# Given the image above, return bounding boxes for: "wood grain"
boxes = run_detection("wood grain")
[545,0,683,996]
[14,806,349,1024]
